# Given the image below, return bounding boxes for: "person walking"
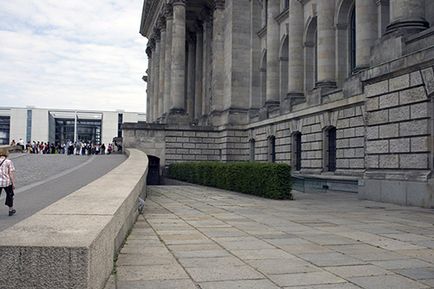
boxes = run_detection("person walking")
[0,148,16,216]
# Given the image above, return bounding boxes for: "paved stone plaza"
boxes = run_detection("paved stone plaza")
[109,186,434,289]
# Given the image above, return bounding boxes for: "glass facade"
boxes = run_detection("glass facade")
[0,116,10,145]
[26,109,32,143]
[117,113,123,138]
[55,118,101,144]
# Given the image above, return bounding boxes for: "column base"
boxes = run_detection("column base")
[257,101,280,120]
[315,81,337,89]
[166,108,190,125]
[281,92,305,113]
[386,19,429,35]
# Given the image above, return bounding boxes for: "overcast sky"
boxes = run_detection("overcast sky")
[0,0,148,113]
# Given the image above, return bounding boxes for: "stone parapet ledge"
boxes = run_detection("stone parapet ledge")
[0,148,148,289]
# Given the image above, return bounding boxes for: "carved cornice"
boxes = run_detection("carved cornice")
[171,0,186,7]
[146,46,152,57]
[164,4,173,20]
[148,38,156,49]
[157,16,166,31]
[153,28,161,41]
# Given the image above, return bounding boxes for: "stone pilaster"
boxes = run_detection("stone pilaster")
[202,13,213,120]
[210,1,225,116]
[249,0,262,118]
[265,0,280,109]
[387,0,429,34]
[169,0,186,114]
[153,31,161,122]
[356,0,378,70]
[158,19,166,119]
[145,45,152,122]
[163,5,173,118]
[194,23,203,121]
[316,0,336,88]
[286,0,305,106]
[187,37,196,121]
[376,0,390,37]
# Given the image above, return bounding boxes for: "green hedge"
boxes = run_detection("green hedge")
[168,162,292,200]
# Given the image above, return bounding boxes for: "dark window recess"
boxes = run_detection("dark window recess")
[268,136,276,163]
[0,116,10,145]
[147,155,160,185]
[327,127,337,172]
[350,7,356,72]
[283,0,289,10]
[293,132,302,171]
[250,139,255,161]
[26,110,32,143]
[118,113,123,138]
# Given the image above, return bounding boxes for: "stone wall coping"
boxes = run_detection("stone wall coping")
[0,148,148,289]
[246,94,365,130]
[292,173,360,182]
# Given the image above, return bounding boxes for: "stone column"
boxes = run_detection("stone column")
[265,0,280,108]
[387,0,428,34]
[153,32,161,121]
[170,0,186,114]
[316,0,336,88]
[163,5,173,117]
[194,23,203,120]
[376,0,390,37]
[158,19,166,119]
[287,0,304,98]
[211,1,225,114]
[356,0,378,70]
[146,46,153,122]
[202,15,212,118]
[186,37,196,120]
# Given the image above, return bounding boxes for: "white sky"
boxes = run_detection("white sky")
[0,0,148,113]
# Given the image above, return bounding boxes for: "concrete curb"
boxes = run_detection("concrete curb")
[0,148,149,289]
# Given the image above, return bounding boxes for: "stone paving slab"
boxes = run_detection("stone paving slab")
[109,185,434,289]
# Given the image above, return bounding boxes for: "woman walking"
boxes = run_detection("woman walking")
[0,148,16,216]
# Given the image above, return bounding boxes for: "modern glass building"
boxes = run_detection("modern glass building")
[0,107,145,145]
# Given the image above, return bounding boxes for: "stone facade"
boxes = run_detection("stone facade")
[127,0,434,208]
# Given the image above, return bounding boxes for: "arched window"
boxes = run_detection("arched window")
[249,139,256,161]
[280,35,289,102]
[260,50,267,107]
[324,127,337,172]
[349,6,356,73]
[268,136,276,163]
[292,132,302,171]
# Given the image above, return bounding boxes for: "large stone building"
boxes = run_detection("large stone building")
[125,0,434,207]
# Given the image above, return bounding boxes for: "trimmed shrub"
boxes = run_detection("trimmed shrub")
[168,162,292,200]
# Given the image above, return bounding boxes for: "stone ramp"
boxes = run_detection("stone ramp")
[110,185,434,289]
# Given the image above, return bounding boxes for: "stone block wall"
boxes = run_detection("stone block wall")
[165,130,221,164]
[247,101,365,176]
[365,71,430,174]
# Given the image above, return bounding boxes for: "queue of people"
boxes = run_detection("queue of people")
[10,139,120,155]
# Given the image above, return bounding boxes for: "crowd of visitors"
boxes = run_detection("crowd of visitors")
[10,139,122,155]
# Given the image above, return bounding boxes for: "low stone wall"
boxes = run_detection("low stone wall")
[0,148,148,289]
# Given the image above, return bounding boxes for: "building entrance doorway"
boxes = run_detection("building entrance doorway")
[147,155,160,185]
